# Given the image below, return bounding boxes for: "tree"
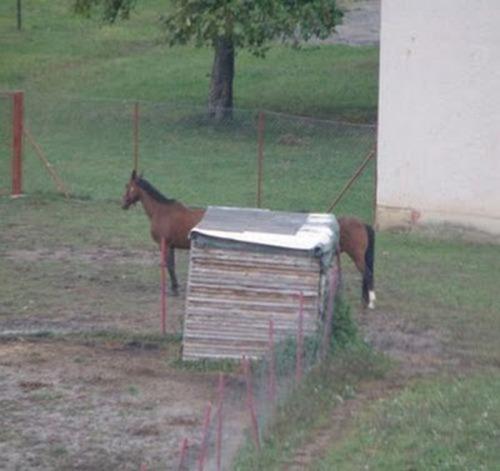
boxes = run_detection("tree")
[74,0,343,120]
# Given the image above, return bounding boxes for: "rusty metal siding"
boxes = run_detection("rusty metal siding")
[183,246,323,360]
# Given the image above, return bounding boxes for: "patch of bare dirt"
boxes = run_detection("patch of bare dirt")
[0,246,190,337]
[4,247,157,265]
[18,380,52,391]
[2,244,252,468]
[0,340,247,470]
[359,310,446,377]
[277,133,308,147]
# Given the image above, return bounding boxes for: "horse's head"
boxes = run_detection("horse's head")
[122,170,141,209]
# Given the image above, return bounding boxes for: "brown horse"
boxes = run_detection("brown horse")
[122,170,205,294]
[337,216,376,309]
[122,172,375,306]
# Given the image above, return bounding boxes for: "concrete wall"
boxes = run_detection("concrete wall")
[377,0,500,235]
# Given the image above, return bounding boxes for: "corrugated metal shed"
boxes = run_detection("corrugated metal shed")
[182,207,339,360]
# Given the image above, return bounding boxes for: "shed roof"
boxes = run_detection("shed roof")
[190,206,338,254]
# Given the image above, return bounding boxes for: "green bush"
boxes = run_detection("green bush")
[331,295,359,350]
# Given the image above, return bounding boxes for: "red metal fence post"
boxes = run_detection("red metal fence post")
[178,437,189,471]
[296,291,304,384]
[11,91,23,196]
[256,111,265,208]
[160,238,168,335]
[197,402,213,471]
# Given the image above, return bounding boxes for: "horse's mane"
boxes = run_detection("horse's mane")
[136,178,176,204]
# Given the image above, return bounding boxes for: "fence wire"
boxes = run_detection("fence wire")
[175,264,341,471]
[12,94,376,219]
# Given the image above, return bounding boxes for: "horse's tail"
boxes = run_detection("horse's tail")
[362,224,375,305]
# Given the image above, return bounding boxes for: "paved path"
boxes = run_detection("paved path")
[311,0,380,46]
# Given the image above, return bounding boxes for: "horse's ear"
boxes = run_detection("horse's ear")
[131,169,137,180]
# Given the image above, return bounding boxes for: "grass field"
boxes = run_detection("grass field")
[1,1,499,470]
[232,229,500,469]
[316,374,500,470]
[12,97,375,218]
[0,0,378,119]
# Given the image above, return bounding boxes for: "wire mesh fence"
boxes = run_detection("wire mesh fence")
[171,261,341,470]
[6,93,376,219]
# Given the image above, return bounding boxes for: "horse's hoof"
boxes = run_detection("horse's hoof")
[368,291,376,309]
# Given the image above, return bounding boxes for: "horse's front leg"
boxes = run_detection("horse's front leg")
[166,245,179,296]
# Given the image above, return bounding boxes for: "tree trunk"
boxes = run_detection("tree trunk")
[208,37,235,121]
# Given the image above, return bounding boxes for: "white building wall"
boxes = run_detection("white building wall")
[377,0,500,235]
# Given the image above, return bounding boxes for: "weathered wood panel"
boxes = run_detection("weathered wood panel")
[183,244,325,360]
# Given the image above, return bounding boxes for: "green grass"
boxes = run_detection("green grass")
[233,344,390,470]
[231,230,499,469]
[16,100,375,216]
[315,373,500,470]
[1,1,499,470]
[1,1,378,220]
[376,232,500,364]
[0,0,378,119]
[0,197,151,250]
[309,231,500,470]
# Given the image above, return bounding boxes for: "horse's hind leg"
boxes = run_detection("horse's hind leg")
[353,254,372,309]
[167,246,179,296]
[362,268,375,309]
[364,224,376,309]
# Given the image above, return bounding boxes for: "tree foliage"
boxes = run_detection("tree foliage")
[162,0,343,56]
[73,0,343,118]
[73,0,343,52]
